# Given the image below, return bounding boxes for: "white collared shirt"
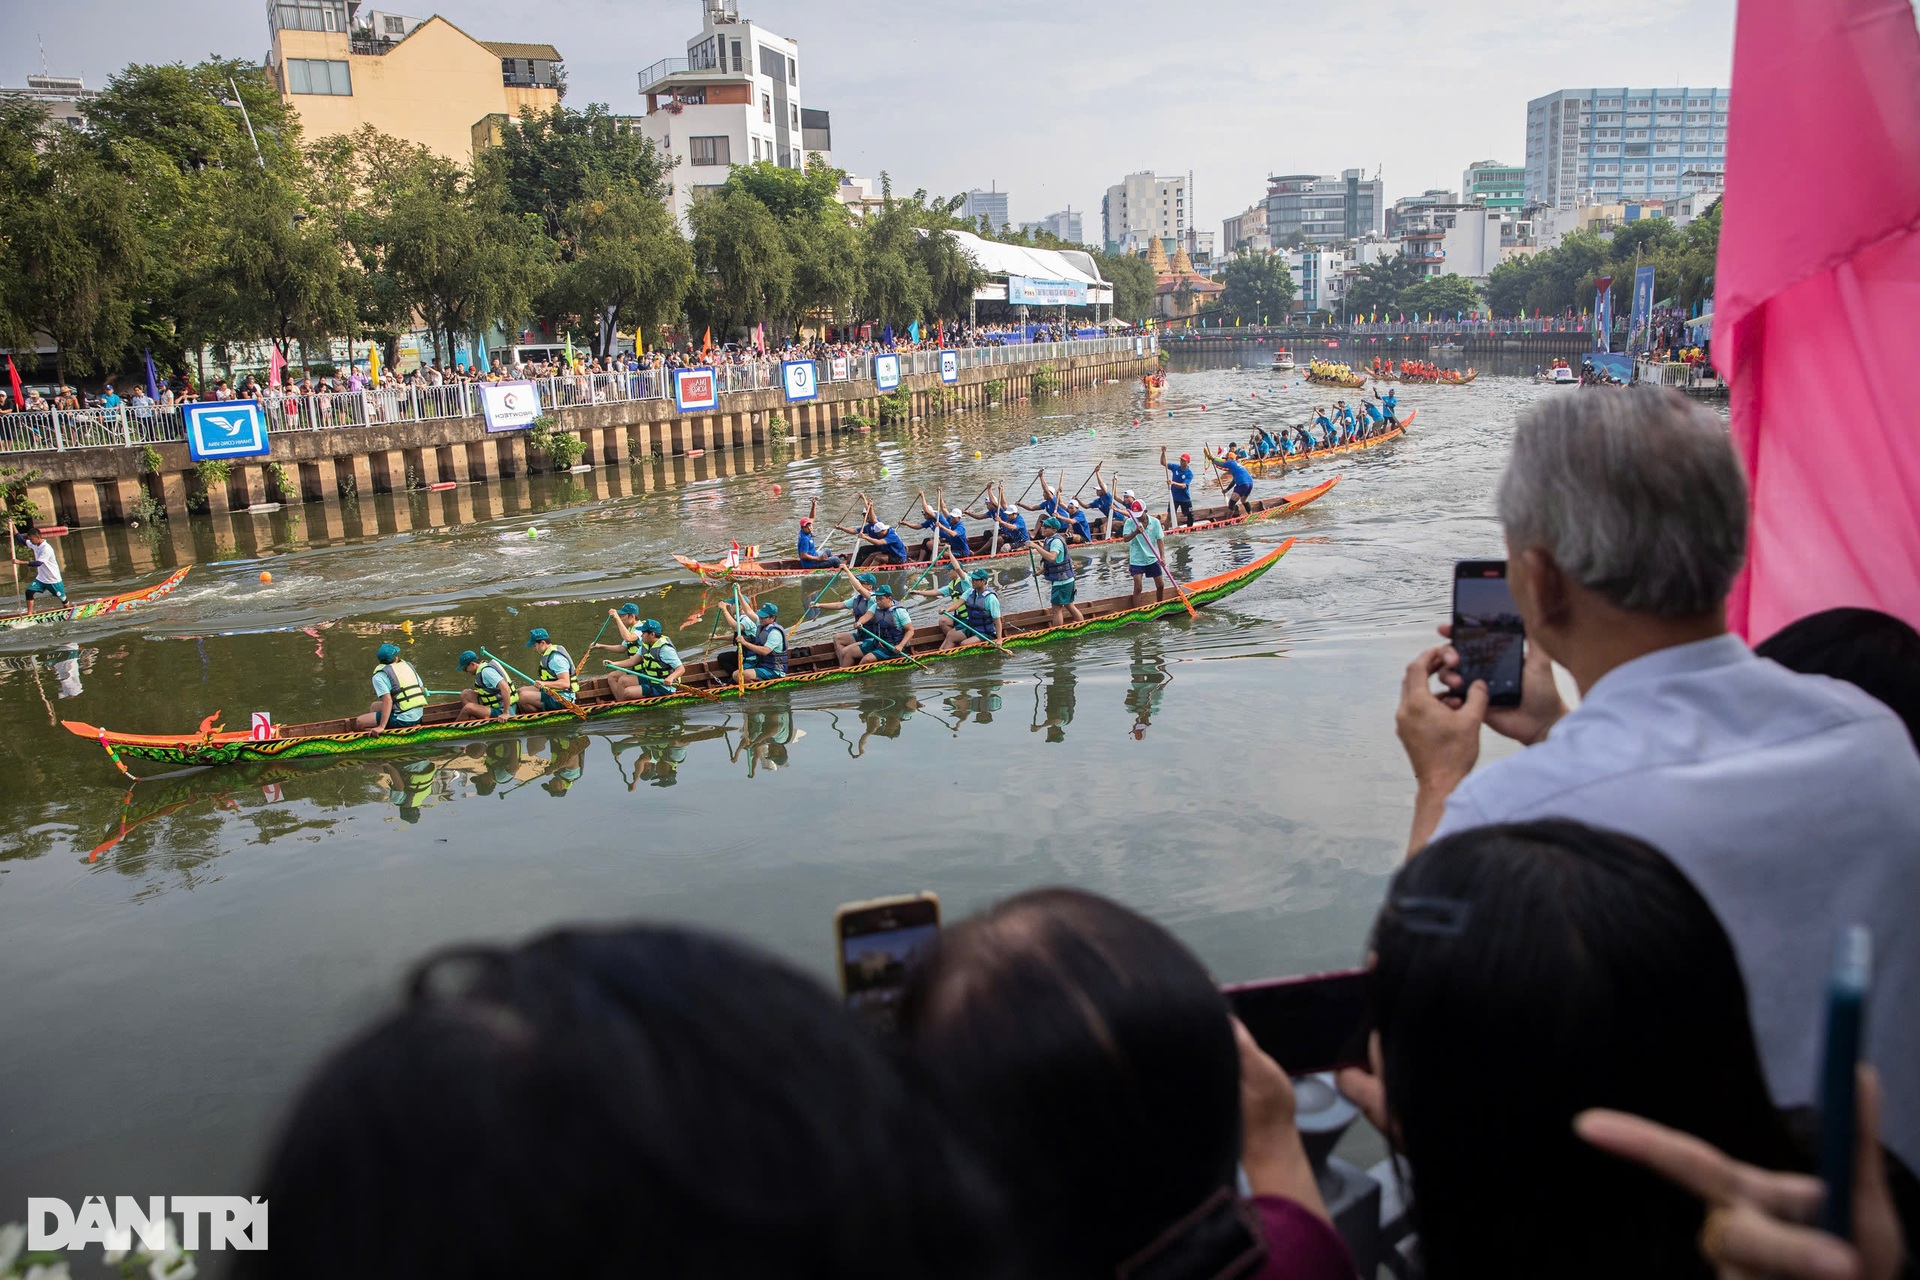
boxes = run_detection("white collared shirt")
[1434,634,1920,1166]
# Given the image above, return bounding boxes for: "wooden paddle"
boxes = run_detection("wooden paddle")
[1125,503,1197,620]
[945,547,1015,656]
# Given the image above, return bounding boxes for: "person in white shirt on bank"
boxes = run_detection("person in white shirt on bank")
[1393,385,1920,1174]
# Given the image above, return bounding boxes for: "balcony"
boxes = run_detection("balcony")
[637,57,689,92]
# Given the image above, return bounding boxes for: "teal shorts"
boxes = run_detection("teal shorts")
[1049,580,1078,606]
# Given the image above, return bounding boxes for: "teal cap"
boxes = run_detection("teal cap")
[757,602,779,619]
[376,642,401,663]
[456,649,479,668]
[640,618,663,634]
[856,572,878,587]
[873,581,896,598]
[970,568,991,581]
[526,627,550,647]
[618,602,641,616]
[1041,515,1067,531]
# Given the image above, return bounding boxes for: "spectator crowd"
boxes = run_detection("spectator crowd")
[223,385,1916,1279]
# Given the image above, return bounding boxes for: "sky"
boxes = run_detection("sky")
[7,0,1742,240]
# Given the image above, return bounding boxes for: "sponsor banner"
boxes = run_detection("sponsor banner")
[873,354,901,391]
[478,380,541,432]
[1627,265,1657,354]
[674,366,720,412]
[782,359,818,402]
[939,350,959,384]
[1592,276,1614,353]
[182,400,269,461]
[1586,352,1634,384]
[829,355,850,381]
[1008,275,1088,306]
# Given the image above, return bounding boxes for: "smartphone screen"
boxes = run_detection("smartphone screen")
[1818,926,1872,1237]
[836,893,941,1034]
[1453,560,1525,708]
[1222,968,1371,1075]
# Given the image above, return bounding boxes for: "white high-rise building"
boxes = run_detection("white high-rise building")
[1525,86,1728,208]
[1102,171,1186,253]
[636,0,829,225]
[962,186,1011,231]
[1020,209,1086,245]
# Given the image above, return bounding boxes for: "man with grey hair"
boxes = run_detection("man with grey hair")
[1394,386,1920,1172]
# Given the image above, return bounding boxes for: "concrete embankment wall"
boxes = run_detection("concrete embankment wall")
[16,349,1151,529]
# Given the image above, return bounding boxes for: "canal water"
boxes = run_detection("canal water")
[0,348,1558,1210]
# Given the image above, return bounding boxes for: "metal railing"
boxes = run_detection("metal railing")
[637,57,690,92]
[0,335,1154,456]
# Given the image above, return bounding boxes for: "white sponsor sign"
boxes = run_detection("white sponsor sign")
[829,355,850,381]
[782,359,818,402]
[480,380,542,432]
[873,354,901,391]
[939,350,959,384]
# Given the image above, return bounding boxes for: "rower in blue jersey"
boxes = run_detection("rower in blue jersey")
[1295,425,1315,454]
[1015,468,1065,527]
[1034,514,1085,626]
[914,491,971,561]
[456,649,516,720]
[1382,387,1399,424]
[1161,446,1196,527]
[837,494,909,566]
[1062,498,1093,543]
[985,482,1032,548]
[517,628,580,712]
[794,505,846,569]
[833,579,915,667]
[356,641,427,730]
[713,600,788,684]
[941,568,1004,650]
[1314,408,1336,447]
[1087,466,1121,537]
[1336,401,1357,441]
[1206,449,1257,520]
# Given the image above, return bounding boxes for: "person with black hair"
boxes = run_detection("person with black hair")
[237,925,1012,1280]
[899,887,1356,1280]
[1337,819,1864,1280]
[1755,606,1920,750]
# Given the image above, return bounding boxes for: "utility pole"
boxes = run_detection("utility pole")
[223,76,267,170]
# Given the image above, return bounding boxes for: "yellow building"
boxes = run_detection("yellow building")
[268,1,562,163]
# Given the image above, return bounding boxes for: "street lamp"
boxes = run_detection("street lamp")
[218,77,267,170]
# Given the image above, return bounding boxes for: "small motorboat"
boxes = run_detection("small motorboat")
[1271,348,1295,370]
[1536,363,1577,385]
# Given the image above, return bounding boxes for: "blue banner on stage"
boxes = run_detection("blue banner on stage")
[1627,265,1657,353]
[1593,276,1613,353]
[1008,276,1088,307]
[183,399,270,461]
[1585,352,1634,385]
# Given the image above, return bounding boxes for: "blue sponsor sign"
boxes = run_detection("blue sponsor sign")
[938,350,959,384]
[1627,265,1657,354]
[1008,276,1089,306]
[781,359,818,402]
[873,354,901,391]
[183,399,270,461]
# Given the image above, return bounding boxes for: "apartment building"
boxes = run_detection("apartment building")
[1264,170,1384,245]
[1525,86,1728,208]
[1102,171,1186,253]
[1462,160,1526,210]
[963,186,1011,232]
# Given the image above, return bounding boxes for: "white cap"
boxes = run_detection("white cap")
[948,507,962,519]
[875,523,891,533]
[1122,488,1136,499]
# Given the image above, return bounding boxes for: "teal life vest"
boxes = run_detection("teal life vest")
[375,660,427,717]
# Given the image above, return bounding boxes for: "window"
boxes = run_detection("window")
[788,57,796,85]
[383,13,404,32]
[790,103,798,129]
[689,135,730,166]
[751,136,760,161]
[731,40,742,71]
[272,0,347,31]
[762,93,771,123]
[286,58,351,95]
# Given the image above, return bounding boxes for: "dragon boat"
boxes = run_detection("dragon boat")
[673,475,1339,582]
[1306,361,1369,389]
[0,567,190,634]
[1235,410,1417,475]
[66,543,1293,772]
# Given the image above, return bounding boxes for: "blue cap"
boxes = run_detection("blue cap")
[376,642,401,663]
[970,568,991,581]
[640,618,663,634]
[757,603,779,619]
[618,602,641,616]
[456,649,479,668]
[526,627,550,647]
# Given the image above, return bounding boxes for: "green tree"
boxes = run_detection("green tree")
[554,178,694,356]
[486,103,672,246]
[857,199,933,329]
[788,211,863,328]
[1344,254,1421,316]
[1093,252,1155,323]
[206,171,358,365]
[1400,273,1480,318]
[722,160,844,222]
[1217,252,1297,323]
[689,187,792,335]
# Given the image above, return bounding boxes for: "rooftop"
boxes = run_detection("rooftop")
[482,41,562,61]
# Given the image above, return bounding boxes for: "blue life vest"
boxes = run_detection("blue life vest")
[1040,535,1074,583]
[965,589,999,635]
[862,605,907,650]
[753,623,788,675]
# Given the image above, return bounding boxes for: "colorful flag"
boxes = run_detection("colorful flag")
[144,349,160,399]
[908,320,920,344]
[369,344,381,387]
[564,333,575,369]
[475,335,491,373]
[1719,0,1920,638]
[6,354,21,408]
[701,327,712,355]
[268,346,287,389]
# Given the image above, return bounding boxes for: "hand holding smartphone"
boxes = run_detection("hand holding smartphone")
[1818,925,1872,1238]
[1222,968,1371,1076]
[1452,560,1525,708]
[834,892,940,1035]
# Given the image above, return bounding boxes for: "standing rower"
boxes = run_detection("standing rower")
[11,526,65,611]
[1206,450,1257,520]
[1035,514,1084,626]
[357,641,427,730]
[456,649,515,720]
[1161,447,1195,527]
[1382,386,1399,425]
[1121,499,1168,607]
[517,628,580,712]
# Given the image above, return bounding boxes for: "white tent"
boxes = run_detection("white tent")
[946,229,1114,306]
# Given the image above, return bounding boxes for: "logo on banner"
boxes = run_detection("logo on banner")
[674,366,719,412]
[938,350,959,384]
[873,354,901,391]
[479,380,541,432]
[250,712,275,741]
[782,360,818,402]
[28,1196,268,1252]
[1627,265,1657,354]
[1592,277,1614,353]
[183,400,269,462]
[829,355,849,381]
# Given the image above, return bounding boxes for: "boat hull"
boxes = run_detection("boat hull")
[674,475,1339,582]
[0,567,191,633]
[67,544,1294,769]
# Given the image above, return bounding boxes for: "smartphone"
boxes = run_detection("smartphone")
[835,892,941,1034]
[1222,968,1371,1076]
[1452,560,1525,708]
[1818,925,1872,1238]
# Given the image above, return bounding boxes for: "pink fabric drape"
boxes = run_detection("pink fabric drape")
[1717,0,1920,640]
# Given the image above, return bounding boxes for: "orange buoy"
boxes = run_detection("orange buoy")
[772,484,782,496]
[259,571,273,584]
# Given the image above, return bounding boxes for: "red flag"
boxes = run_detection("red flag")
[6,355,21,409]
[1719,0,1920,638]
[702,327,713,356]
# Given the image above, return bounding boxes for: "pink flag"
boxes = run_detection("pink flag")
[268,347,287,389]
[1718,0,1920,638]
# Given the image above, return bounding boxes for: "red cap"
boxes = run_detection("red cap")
[1180,453,1191,463]
[800,516,813,526]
